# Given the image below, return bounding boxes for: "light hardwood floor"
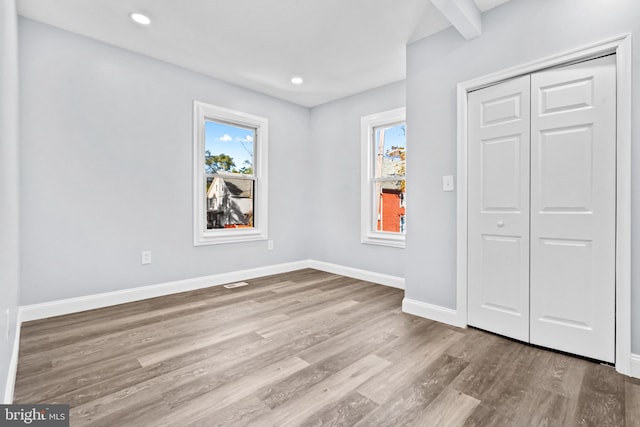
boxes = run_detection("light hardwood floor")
[14,269,640,426]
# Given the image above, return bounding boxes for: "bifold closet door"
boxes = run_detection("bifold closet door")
[467,75,531,342]
[467,55,616,362]
[529,55,616,363]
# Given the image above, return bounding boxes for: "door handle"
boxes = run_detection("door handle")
[497,220,505,227]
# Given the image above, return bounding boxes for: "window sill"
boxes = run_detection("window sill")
[361,233,406,249]
[194,229,267,246]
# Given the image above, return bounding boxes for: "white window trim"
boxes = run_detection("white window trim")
[360,107,406,248]
[193,101,268,246]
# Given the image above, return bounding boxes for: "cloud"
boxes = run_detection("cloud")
[219,134,232,142]
[237,135,254,143]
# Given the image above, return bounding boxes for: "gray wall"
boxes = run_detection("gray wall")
[18,0,640,355]
[0,0,20,403]
[405,0,640,351]
[309,81,406,278]
[19,18,313,305]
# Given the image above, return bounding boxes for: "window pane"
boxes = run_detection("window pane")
[206,177,255,229]
[374,180,406,233]
[205,120,255,175]
[374,123,406,179]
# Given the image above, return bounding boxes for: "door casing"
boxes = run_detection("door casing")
[456,34,632,375]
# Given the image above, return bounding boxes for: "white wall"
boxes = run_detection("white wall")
[405,0,640,351]
[19,18,313,305]
[0,0,20,403]
[309,81,406,279]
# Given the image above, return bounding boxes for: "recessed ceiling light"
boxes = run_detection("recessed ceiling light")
[130,12,151,25]
[291,76,304,85]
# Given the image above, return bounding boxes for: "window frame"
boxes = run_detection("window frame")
[360,107,406,248]
[193,101,268,246]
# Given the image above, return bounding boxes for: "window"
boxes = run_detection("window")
[361,107,406,248]
[193,101,268,245]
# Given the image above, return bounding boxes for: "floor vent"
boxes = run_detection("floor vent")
[223,282,250,289]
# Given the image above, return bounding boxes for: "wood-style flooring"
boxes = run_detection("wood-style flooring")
[13,269,640,426]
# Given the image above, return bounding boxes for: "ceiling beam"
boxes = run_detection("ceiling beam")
[431,0,482,40]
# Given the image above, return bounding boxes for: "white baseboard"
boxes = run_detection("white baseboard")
[4,318,21,404]
[9,260,639,392]
[402,297,466,328]
[7,259,404,405]
[308,260,405,290]
[19,260,309,322]
[630,353,640,379]
[402,299,640,378]
[18,260,404,323]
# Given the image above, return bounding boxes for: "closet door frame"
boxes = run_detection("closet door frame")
[456,34,632,376]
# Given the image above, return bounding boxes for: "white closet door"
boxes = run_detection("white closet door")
[467,75,531,341]
[529,55,616,362]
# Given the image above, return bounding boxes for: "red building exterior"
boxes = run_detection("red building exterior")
[377,189,406,233]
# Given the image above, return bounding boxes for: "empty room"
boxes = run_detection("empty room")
[1,0,640,425]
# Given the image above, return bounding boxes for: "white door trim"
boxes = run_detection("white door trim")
[456,34,632,376]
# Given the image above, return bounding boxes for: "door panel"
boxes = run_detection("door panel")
[539,125,593,211]
[480,235,525,315]
[467,75,530,341]
[535,238,594,330]
[482,94,523,125]
[481,135,523,211]
[529,55,616,362]
[539,77,593,114]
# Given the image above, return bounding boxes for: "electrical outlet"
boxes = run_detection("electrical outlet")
[141,251,152,265]
[267,240,274,250]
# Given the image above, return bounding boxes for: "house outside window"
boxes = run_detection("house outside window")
[361,107,406,248]
[193,101,268,245]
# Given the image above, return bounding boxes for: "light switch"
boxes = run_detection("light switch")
[443,175,454,192]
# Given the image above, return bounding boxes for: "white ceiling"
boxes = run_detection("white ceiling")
[17,0,510,107]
